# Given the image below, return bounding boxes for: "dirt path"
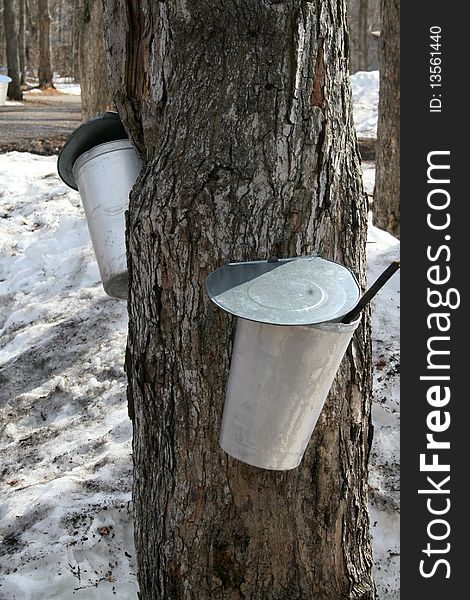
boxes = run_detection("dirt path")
[0,91,82,155]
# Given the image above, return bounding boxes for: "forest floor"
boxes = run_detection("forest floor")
[0,90,82,156]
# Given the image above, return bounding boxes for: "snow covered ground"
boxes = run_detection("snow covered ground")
[0,70,399,599]
[351,70,380,138]
[0,154,135,599]
[53,82,82,97]
[366,222,400,599]
[23,76,81,96]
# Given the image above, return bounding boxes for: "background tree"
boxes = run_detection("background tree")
[347,0,380,73]
[2,0,23,100]
[77,0,111,119]
[24,0,38,77]
[1,0,107,89]
[37,0,53,88]
[102,1,375,598]
[374,0,400,236]
[18,0,26,85]
[358,0,369,71]
[50,0,80,81]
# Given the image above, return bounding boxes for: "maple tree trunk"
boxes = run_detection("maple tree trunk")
[18,0,27,85]
[102,1,375,597]
[77,0,111,120]
[358,0,369,70]
[37,0,54,88]
[3,0,23,100]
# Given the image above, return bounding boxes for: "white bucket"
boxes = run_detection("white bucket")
[72,139,142,299]
[219,316,360,470]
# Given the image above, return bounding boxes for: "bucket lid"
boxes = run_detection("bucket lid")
[72,138,136,175]
[0,74,12,83]
[205,256,360,325]
[57,112,129,190]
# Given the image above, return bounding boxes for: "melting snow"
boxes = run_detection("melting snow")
[0,70,399,599]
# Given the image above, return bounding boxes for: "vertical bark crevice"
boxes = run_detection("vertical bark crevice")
[311,41,325,108]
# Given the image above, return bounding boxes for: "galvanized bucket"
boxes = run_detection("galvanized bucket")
[220,316,360,470]
[206,256,361,470]
[72,139,142,299]
[0,75,12,106]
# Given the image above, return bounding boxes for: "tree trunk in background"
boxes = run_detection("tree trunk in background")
[103,1,374,598]
[2,0,23,100]
[346,0,380,73]
[25,0,37,74]
[71,0,80,81]
[0,16,5,68]
[374,0,400,237]
[358,0,369,71]
[37,0,54,88]
[77,0,111,120]
[18,0,27,85]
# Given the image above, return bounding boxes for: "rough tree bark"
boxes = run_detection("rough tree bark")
[37,0,54,88]
[374,0,400,237]
[24,0,38,73]
[18,0,27,85]
[358,0,369,71]
[346,0,379,73]
[2,0,23,100]
[103,1,375,598]
[77,0,111,120]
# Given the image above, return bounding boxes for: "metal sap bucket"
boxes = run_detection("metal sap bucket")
[220,317,360,470]
[72,139,141,298]
[58,112,142,299]
[0,75,12,106]
[206,256,361,470]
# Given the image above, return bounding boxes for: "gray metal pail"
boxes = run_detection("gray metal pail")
[220,316,360,470]
[73,139,142,299]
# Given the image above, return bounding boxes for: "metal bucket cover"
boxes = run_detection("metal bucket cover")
[205,256,360,325]
[57,112,129,191]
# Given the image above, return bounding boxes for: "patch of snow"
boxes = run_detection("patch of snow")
[361,161,376,199]
[20,78,81,97]
[351,70,379,138]
[367,217,400,599]
[55,83,81,97]
[0,153,136,599]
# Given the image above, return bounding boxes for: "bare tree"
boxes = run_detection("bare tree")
[24,0,38,74]
[374,0,400,236]
[2,0,23,100]
[77,0,111,119]
[347,0,381,73]
[102,1,375,598]
[358,0,369,70]
[37,0,53,88]
[18,0,27,84]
